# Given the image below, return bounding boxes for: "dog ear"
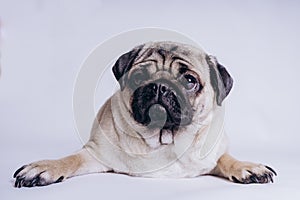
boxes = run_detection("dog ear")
[206,55,233,106]
[112,45,143,90]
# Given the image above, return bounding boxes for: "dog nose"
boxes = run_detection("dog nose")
[150,80,172,97]
[158,83,169,95]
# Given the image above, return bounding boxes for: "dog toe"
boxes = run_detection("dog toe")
[13,161,66,188]
[232,164,277,184]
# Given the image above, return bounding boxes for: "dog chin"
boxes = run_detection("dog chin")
[143,129,175,149]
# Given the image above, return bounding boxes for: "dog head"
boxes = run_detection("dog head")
[112,41,233,144]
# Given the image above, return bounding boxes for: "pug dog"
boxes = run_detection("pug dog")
[13,41,276,188]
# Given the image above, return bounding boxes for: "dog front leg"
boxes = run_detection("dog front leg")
[13,147,108,188]
[211,153,277,184]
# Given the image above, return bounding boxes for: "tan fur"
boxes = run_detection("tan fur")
[211,154,276,183]
[13,149,107,187]
[13,41,276,187]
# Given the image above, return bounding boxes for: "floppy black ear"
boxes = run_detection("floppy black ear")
[206,55,233,106]
[112,45,143,90]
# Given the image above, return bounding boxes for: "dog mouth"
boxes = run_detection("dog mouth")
[147,104,168,128]
[131,81,193,130]
[147,104,175,145]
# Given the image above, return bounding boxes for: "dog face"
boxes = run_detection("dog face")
[112,42,233,138]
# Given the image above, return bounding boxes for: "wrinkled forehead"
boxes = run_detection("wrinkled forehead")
[133,42,210,76]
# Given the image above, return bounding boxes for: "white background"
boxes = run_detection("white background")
[0,0,299,199]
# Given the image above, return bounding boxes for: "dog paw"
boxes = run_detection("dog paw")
[13,160,66,188]
[229,162,277,184]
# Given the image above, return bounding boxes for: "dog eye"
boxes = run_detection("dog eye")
[130,71,148,86]
[183,74,198,91]
[132,74,143,85]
